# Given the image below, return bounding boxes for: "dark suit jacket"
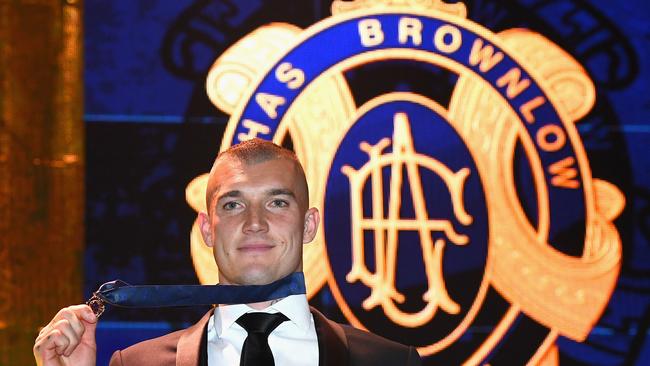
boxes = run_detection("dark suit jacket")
[109,307,421,366]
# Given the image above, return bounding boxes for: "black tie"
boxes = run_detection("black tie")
[236,312,289,366]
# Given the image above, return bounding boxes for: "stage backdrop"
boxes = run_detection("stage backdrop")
[84,1,649,365]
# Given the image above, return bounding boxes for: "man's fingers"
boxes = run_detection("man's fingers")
[51,306,93,356]
[61,309,86,339]
[51,329,70,355]
[34,328,68,359]
[74,305,99,343]
[35,320,79,358]
[56,304,97,324]
[52,319,80,356]
[34,304,99,363]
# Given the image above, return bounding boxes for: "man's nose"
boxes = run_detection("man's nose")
[243,207,269,233]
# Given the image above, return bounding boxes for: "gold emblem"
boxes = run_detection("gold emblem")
[185,1,625,363]
[342,111,470,327]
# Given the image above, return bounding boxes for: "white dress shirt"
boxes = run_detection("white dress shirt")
[207,294,319,366]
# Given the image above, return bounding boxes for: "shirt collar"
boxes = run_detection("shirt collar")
[211,294,311,337]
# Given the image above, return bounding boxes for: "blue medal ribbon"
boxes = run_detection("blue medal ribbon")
[86,272,306,317]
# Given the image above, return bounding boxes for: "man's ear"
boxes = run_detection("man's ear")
[302,207,320,244]
[199,212,214,248]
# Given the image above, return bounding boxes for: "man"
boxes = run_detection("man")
[34,139,422,366]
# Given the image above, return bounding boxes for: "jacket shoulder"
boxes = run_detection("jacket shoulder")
[340,324,422,366]
[109,308,213,366]
[108,329,183,366]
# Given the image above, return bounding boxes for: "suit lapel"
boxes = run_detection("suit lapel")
[176,309,213,366]
[311,307,349,366]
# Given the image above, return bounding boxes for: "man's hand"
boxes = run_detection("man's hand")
[33,305,98,366]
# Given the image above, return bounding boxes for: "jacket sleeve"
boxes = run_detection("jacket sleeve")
[109,350,124,366]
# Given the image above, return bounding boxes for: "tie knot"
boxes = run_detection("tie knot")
[236,312,289,335]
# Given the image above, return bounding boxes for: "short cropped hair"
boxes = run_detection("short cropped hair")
[206,138,308,210]
[211,138,300,169]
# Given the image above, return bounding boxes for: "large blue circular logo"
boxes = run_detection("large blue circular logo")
[324,96,488,346]
[211,9,622,363]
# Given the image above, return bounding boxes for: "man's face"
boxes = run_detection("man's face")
[200,157,319,286]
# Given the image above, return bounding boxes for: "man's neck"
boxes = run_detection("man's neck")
[246,298,281,310]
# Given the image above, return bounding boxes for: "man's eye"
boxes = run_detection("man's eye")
[270,199,289,208]
[222,201,240,210]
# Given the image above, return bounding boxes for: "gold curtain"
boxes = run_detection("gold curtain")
[0,0,84,364]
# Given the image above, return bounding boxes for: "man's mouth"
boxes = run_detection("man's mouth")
[238,243,274,253]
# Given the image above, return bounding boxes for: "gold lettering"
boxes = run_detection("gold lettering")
[255,92,286,119]
[398,17,422,46]
[275,62,305,89]
[237,119,271,141]
[468,38,504,72]
[358,18,384,47]
[536,124,566,152]
[519,96,546,124]
[433,24,462,54]
[549,156,580,189]
[496,67,531,99]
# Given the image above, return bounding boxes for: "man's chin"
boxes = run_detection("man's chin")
[236,269,281,286]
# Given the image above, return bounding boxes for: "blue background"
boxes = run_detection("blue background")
[84,1,650,365]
